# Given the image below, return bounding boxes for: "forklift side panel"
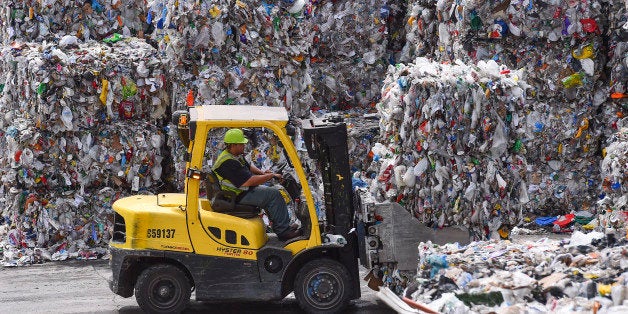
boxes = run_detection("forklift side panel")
[195,282,283,301]
[190,255,283,301]
[197,211,268,253]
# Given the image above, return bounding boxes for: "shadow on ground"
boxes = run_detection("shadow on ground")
[117,297,394,314]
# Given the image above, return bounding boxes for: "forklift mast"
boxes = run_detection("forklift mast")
[302,116,360,299]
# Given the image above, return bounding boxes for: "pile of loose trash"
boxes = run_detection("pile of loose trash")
[396,230,627,313]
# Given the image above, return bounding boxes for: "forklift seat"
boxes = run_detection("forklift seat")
[206,171,260,219]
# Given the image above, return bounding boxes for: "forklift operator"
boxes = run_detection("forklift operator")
[212,128,303,241]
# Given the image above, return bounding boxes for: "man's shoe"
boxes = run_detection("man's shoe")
[278,228,303,241]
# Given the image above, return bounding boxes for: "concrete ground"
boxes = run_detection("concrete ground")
[0,259,394,314]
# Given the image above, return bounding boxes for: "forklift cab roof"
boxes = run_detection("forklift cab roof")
[190,105,289,127]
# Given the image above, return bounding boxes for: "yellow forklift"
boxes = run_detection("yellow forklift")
[108,105,362,313]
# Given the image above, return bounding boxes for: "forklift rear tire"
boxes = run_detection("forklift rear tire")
[134,264,192,314]
[294,258,352,314]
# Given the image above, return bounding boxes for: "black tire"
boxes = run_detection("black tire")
[294,258,353,314]
[134,264,192,314]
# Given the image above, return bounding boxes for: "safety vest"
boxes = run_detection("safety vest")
[212,150,249,196]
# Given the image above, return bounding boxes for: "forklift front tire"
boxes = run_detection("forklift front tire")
[294,258,353,314]
[134,264,192,314]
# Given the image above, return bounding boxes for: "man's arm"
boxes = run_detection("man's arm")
[241,163,282,186]
[241,172,280,187]
[217,159,282,187]
[249,163,266,175]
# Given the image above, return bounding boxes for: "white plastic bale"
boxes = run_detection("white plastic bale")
[0,1,147,44]
[153,0,397,116]
[368,57,611,239]
[0,37,170,265]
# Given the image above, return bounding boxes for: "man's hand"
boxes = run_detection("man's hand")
[242,171,282,186]
[265,170,282,180]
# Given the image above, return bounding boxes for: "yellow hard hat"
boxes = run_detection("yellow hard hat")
[224,128,248,144]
